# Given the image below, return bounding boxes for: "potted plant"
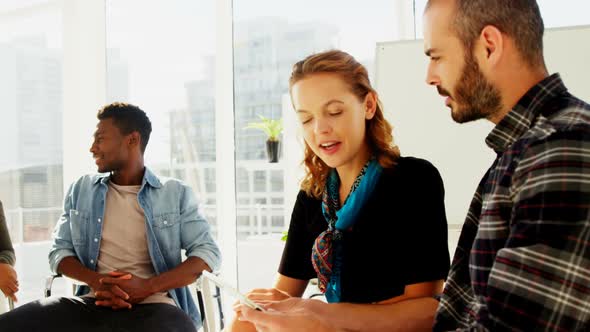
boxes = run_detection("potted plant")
[245,115,283,163]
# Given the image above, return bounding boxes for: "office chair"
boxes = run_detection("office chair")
[0,292,14,313]
[196,273,225,332]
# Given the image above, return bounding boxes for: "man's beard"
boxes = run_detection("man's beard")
[441,52,502,124]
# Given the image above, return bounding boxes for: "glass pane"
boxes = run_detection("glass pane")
[0,1,63,306]
[232,0,398,308]
[106,0,217,239]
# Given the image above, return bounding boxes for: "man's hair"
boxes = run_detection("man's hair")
[97,102,152,153]
[427,0,545,67]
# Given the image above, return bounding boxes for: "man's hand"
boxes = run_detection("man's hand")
[99,271,156,304]
[90,271,132,310]
[56,258,133,310]
[0,263,18,302]
[240,298,337,332]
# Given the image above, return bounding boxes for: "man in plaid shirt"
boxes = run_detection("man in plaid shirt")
[424,0,590,330]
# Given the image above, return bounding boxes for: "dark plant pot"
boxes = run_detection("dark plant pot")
[266,139,280,163]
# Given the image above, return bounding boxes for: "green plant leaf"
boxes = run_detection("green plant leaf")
[245,115,283,140]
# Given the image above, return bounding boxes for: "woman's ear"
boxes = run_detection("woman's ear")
[365,91,377,120]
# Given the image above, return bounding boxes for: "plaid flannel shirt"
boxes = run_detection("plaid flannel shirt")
[434,74,590,331]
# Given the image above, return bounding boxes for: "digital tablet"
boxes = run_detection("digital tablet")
[201,270,265,311]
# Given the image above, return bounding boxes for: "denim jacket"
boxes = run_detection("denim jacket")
[48,167,221,328]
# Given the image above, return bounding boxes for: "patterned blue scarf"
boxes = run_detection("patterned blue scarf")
[311,158,383,302]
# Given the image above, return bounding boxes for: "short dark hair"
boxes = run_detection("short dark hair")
[427,0,545,68]
[97,102,152,153]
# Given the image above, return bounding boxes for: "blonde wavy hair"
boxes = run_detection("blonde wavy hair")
[289,50,401,199]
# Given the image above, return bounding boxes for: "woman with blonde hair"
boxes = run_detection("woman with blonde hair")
[229,50,449,331]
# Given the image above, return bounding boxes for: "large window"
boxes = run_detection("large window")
[105,0,218,232]
[0,0,64,306]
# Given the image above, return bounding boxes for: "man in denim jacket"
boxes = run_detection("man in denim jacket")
[0,102,221,332]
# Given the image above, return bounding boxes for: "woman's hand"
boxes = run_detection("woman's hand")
[226,275,308,331]
[245,287,291,302]
[239,298,337,332]
[0,263,18,302]
[233,287,291,318]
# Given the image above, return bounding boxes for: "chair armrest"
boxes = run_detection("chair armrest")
[0,292,14,312]
[44,273,89,298]
[196,272,225,332]
[44,274,63,298]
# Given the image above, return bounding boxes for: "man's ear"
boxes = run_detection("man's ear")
[477,25,504,68]
[128,132,141,149]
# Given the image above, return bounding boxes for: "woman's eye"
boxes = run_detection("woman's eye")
[329,110,343,116]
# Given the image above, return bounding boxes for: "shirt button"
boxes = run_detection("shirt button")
[94,238,98,242]
[98,218,101,223]
[90,259,94,264]
[75,211,79,215]
[163,220,168,225]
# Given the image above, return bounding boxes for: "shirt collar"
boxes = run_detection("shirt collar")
[485,73,567,153]
[92,167,162,189]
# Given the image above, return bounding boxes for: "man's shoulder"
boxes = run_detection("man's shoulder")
[155,175,187,190]
[520,95,590,149]
[148,175,194,202]
[142,168,189,191]
[545,93,590,129]
[508,100,590,176]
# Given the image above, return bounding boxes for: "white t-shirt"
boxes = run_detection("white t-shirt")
[87,181,175,306]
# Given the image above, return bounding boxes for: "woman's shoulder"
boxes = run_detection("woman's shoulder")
[294,190,322,215]
[295,189,321,203]
[382,156,441,179]
[290,190,324,230]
